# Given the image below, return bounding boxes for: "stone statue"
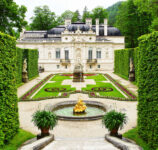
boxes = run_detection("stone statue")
[23,59,27,72]
[22,59,28,83]
[129,58,135,81]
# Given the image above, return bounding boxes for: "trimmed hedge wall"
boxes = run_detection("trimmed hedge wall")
[16,48,38,84]
[0,32,19,146]
[114,48,138,82]
[25,49,38,79]
[137,31,158,149]
[16,48,24,84]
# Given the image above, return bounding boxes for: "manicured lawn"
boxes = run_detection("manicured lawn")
[123,128,151,150]
[33,82,76,99]
[0,129,35,150]
[82,82,125,98]
[50,74,71,81]
[86,74,107,81]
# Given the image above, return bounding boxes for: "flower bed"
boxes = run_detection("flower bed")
[104,74,137,99]
[45,87,67,92]
[61,73,96,76]
[91,87,113,92]
[20,74,54,100]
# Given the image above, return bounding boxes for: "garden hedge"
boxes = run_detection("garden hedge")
[0,32,19,146]
[114,48,138,82]
[16,48,39,84]
[16,48,24,84]
[24,49,38,79]
[137,31,158,149]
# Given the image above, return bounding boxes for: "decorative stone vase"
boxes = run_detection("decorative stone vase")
[129,70,135,81]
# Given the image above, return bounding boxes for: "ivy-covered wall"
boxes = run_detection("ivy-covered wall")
[0,32,19,146]
[137,31,158,149]
[16,48,39,84]
[114,48,138,81]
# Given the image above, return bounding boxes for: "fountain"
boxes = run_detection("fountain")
[73,98,87,114]
[73,63,84,82]
[50,96,106,120]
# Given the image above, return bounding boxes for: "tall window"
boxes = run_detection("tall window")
[88,48,92,59]
[56,48,60,59]
[96,49,101,59]
[65,50,69,60]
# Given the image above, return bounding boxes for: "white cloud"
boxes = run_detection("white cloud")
[14,0,125,22]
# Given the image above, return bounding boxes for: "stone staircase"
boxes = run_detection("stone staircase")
[42,137,119,150]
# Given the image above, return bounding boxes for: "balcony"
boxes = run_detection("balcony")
[60,59,70,65]
[87,59,97,64]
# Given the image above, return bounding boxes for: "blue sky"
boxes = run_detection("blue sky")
[14,0,125,22]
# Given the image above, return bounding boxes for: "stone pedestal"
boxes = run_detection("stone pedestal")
[129,71,135,81]
[73,63,84,82]
[22,71,28,83]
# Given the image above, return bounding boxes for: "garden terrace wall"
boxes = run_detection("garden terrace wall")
[137,31,158,149]
[114,48,138,82]
[0,32,19,146]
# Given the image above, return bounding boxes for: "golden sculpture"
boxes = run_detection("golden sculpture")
[73,98,87,113]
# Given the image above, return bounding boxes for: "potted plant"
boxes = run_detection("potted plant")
[32,110,58,139]
[102,110,127,137]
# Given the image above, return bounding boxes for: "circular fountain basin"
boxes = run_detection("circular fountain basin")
[51,101,106,121]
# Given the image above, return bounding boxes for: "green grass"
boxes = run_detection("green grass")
[123,127,151,150]
[0,129,35,150]
[50,75,71,81]
[86,74,107,81]
[82,82,125,98]
[33,82,76,99]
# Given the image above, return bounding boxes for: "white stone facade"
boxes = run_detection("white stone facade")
[17,19,125,72]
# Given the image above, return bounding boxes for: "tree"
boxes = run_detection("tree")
[0,0,27,37]
[30,5,57,30]
[82,6,91,23]
[72,10,81,22]
[116,0,151,48]
[106,1,123,26]
[91,7,108,24]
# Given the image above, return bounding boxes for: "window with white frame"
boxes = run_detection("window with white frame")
[88,48,93,59]
[65,50,69,60]
[56,48,60,59]
[96,49,101,59]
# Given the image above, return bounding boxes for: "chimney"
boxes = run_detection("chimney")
[104,19,108,36]
[65,19,71,27]
[86,18,92,26]
[96,18,99,36]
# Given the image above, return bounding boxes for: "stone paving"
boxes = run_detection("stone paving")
[18,72,138,150]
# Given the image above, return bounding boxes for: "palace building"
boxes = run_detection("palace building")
[17,18,125,72]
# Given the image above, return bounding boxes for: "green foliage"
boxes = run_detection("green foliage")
[82,82,125,98]
[0,0,27,37]
[82,6,91,23]
[32,110,58,129]
[25,49,39,79]
[16,48,24,85]
[123,127,151,150]
[0,32,19,146]
[114,49,131,78]
[114,48,138,82]
[102,110,127,131]
[0,129,35,150]
[30,5,57,30]
[116,0,152,48]
[106,1,123,26]
[50,75,71,81]
[16,48,39,84]
[137,31,158,149]
[91,7,108,24]
[86,74,107,81]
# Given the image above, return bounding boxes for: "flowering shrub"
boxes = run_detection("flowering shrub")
[91,87,113,92]
[90,92,96,97]
[21,74,53,100]
[104,74,136,99]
